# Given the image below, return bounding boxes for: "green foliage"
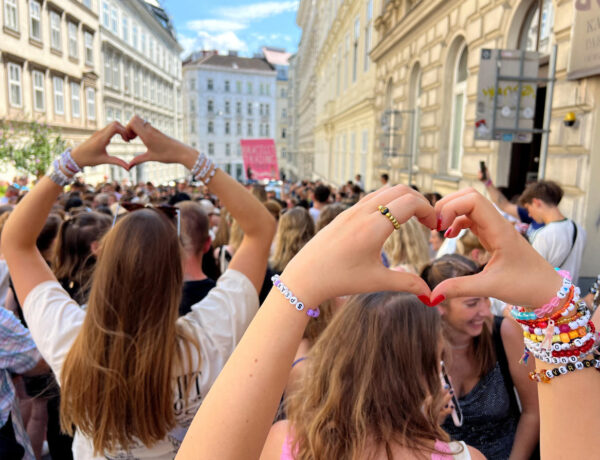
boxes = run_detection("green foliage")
[0,119,67,178]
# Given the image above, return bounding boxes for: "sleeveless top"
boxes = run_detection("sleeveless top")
[280,435,471,459]
[442,317,520,460]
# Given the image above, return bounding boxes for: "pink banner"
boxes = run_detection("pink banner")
[240,139,279,181]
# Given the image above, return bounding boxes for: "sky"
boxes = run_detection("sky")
[160,0,302,58]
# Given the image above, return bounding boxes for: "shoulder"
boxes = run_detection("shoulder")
[466,444,486,460]
[260,420,291,460]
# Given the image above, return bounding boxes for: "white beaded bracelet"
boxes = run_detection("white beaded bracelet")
[271,274,320,318]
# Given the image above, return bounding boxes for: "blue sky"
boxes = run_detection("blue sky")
[160,1,301,58]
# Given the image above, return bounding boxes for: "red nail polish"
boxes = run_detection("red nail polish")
[418,295,432,307]
[444,228,453,238]
[437,216,442,232]
[430,295,446,307]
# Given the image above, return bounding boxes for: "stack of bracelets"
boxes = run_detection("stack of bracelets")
[190,152,217,185]
[510,269,600,383]
[46,149,82,187]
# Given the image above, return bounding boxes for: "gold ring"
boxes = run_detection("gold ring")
[378,205,401,230]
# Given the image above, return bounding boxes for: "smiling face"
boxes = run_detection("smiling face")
[439,296,493,338]
[429,229,444,252]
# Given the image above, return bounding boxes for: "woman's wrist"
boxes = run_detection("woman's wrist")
[177,146,199,170]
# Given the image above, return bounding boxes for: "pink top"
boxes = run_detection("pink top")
[281,435,468,459]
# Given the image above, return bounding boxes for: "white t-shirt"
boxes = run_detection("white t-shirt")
[308,207,320,223]
[530,219,586,284]
[23,269,258,459]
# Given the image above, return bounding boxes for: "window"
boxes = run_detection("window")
[344,34,350,89]
[68,22,78,59]
[123,60,131,94]
[225,143,231,156]
[521,0,554,54]
[236,101,241,115]
[150,77,155,103]
[364,0,373,71]
[141,31,146,55]
[353,17,360,82]
[259,104,264,116]
[122,15,128,42]
[4,0,18,31]
[409,64,422,168]
[336,46,342,95]
[189,119,196,134]
[247,81,252,94]
[189,78,195,90]
[207,121,214,134]
[266,104,270,116]
[32,70,44,111]
[449,46,468,172]
[236,80,242,93]
[102,1,109,27]
[208,142,214,155]
[105,106,113,122]
[110,6,117,34]
[225,100,230,114]
[84,31,94,65]
[266,84,270,96]
[282,108,287,119]
[50,10,61,50]
[142,72,148,99]
[112,53,120,90]
[207,100,213,113]
[265,124,270,137]
[281,128,286,139]
[29,1,41,41]
[71,82,80,118]
[259,83,264,95]
[132,23,138,49]
[189,99,195,112]
[86,87,95,119]
[247,122,253,136]
[225,121,230,135]
[8,63,22,107]
[104,50,112,86]
[247,102,252,116]
[280,87,286,98]
[225,80,230,92]
[53,76,64,114]
[83,0,91,8]
[207,79,213,90]
[236,122,242,135]
[133,66,140,97]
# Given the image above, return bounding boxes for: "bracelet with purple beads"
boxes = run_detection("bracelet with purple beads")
[271,274,320,318]
[61,148,82,174]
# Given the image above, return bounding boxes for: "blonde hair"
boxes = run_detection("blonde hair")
[287,292,450,460]
[60,210,200,454]
[456,231,485,258]
[383,217,430,273]
[212,208,231,248]
[270,207,314,273]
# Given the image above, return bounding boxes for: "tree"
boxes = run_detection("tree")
[0,119,67,178]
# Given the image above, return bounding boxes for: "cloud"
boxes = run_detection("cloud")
[179,31,248,57]
[187,19,247,33]
[216,1,299,21]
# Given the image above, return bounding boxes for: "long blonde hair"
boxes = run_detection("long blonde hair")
[383,217,430,273]
[270,207,314,273]
[60,209,199,454]
[287,292,450,460]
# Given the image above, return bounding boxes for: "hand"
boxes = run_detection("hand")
[126,115,196,169]
[477,170,485,182]
[437,388,454,425]
[70,122,132,169]
[432,188,562,308]
[280,185,437,308]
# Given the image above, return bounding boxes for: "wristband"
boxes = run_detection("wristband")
[271,274,320,318]
[47,159,74,187]
[485,179,492,187]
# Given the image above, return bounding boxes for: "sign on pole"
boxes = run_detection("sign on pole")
[475,49,540,143]
[568,0,600,80]
[240,139,279,181]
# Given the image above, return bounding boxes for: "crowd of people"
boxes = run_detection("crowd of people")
[0,118,599,460]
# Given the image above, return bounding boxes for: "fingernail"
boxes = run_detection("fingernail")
[437,216,442,231]
[444,227,453,238]
[430,295,446,307]
[418,295,432,307]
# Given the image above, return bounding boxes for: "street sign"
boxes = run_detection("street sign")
[475,49,541,143]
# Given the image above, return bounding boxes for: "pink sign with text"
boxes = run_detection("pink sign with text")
[240,139,279,180]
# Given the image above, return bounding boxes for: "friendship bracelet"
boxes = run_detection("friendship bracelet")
[534,273,573,318]
[203,164,217,185]
[511,286,577,323]
[47,159,74,187]
[271,274,320,318]
[61,148,82,174]
[190,152,208,178]
[529,357,600,383]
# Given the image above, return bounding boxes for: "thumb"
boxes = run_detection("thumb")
[128,152,152,169]
[430,272,491,305]
[105,155,130,171]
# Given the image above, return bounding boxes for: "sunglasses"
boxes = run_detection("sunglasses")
[112,202,181,237]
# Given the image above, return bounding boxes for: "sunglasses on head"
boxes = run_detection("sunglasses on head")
[112,202,181,236]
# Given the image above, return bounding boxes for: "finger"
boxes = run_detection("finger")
[374,268,431,297]
[358,184,428,214]
[103,121,129,144]
[128,152,152,168]
[126,115,151,142]
[443,216,472,239]
[383,192,437,230]
[104,155,130,171]
[430,271,492,303]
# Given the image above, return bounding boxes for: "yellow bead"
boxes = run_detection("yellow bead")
[568,330,579,340]
[578,326,587,337]
[552,335,560,343]
[560,333,570,343]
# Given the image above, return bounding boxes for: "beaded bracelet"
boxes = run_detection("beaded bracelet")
[534,272,572,318]
[511,285,577,323]
[47,159,73,187]
[62,148,82,175]
[271,274,320,318]
[190,152,207,178]
[529,357,600,383]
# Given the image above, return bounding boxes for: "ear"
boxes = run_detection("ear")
[90,240,100,256]
[202,236,212,255]
[436,303,447,316]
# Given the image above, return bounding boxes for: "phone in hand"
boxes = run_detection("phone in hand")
[479,161,488,181]
[440,361,463,427]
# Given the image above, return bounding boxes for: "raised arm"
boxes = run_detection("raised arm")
[175,186,436,460]
[1,123,131,305]
[127,116,276,293]
[478,171,519,219]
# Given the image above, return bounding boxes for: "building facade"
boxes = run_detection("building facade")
[0,0,101,177]
[183,53,277,182]
[369,0,600,279]
[93,0,184,185]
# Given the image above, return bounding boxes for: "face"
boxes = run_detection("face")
[524,199,543,222]
[440,296,492,337]
[429,230,444,252]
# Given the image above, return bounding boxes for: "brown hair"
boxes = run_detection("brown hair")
[270,207,315,273]
[287,292,449,460]
[264,199,282,221]
[383,217,430,273]
[315,203,346,232]
[421,254,496,378]
[212,208,231,248]
[518,180,563,206]
[177,201,210,256]
[59,210,199,454]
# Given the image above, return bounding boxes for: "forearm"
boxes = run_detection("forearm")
[508,411,539,460]
[485,182,518,218]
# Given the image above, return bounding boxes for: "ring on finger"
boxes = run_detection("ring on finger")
[378,205,401,230]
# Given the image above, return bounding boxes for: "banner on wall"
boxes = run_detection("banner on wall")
[240,139,279,181]
[568,0,600,80]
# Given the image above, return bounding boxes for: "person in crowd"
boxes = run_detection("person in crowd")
[354,174,364,191]
[383,217,430,273]
[52,211,111,305]
[424,192,443,207]
[212,207,231,250]
[380,173,391,189]
[251,185,268,203]
[264,200,282,222]
[215,219,244,273]
[519,181,586,284]
[270,207,315,274]
[308,185,330,223]
[430,229,446,256]
[198,198,221,238]
[175,186,600,459]
[315,203,346,233]
[1,118,276,458]
[422,255,540,459]
[456,230,490,268]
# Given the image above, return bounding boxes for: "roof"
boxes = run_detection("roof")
[262,47,291,67]
[138,0,177,40]
[191,54,275,72]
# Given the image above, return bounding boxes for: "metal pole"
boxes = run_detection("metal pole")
[538,44,557,179]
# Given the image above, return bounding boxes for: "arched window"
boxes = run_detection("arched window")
[449,45,468,172]
[520,0,554,53]
[409,64,422,169]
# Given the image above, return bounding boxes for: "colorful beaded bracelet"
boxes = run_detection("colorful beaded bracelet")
[529,357,600,383]
[534,271,572,318]
[271,275,320,318]
[511,286,576,323]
